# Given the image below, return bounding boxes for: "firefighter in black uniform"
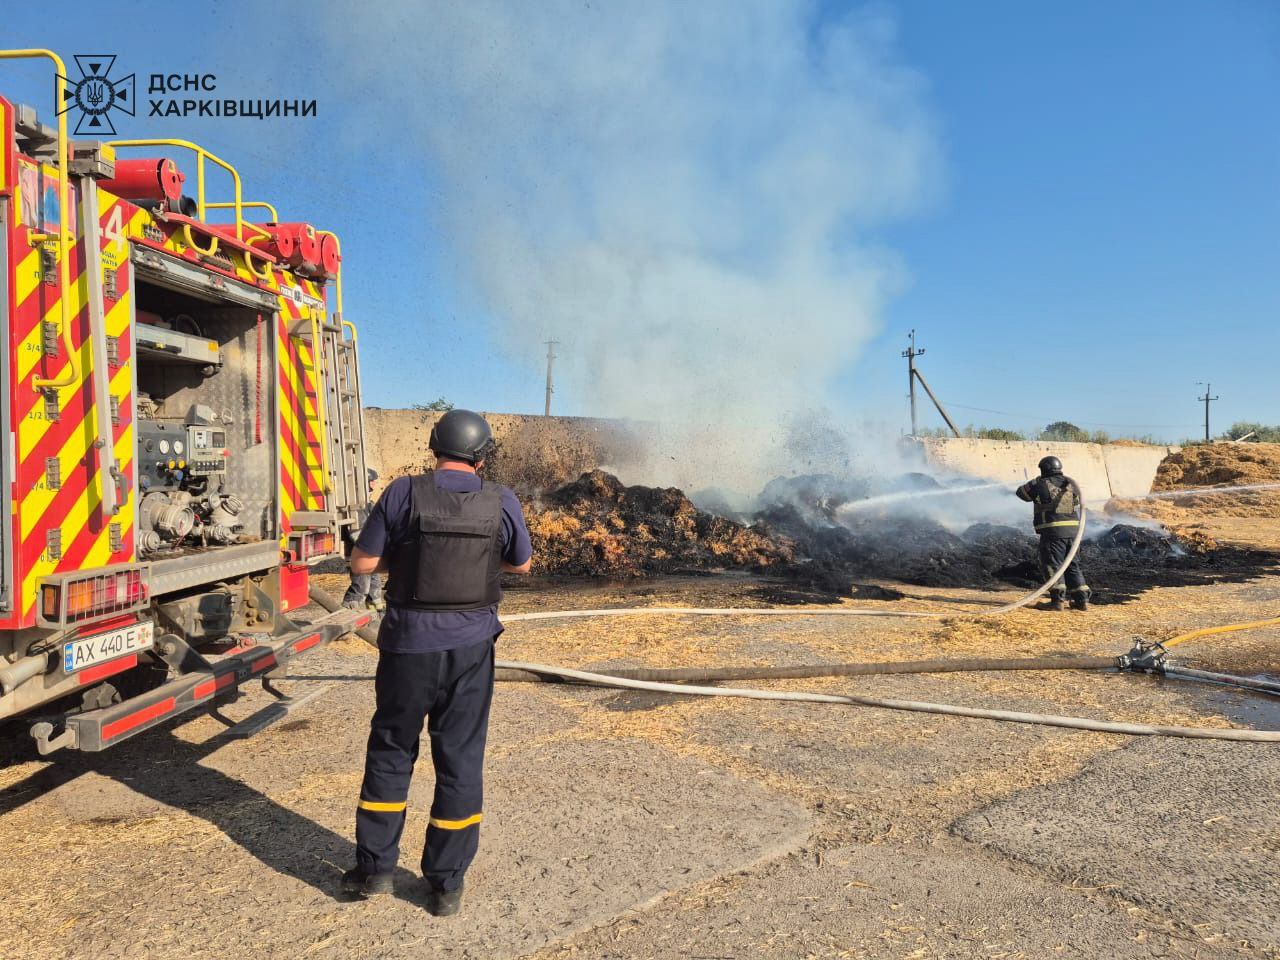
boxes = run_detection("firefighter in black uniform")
[341,410,533,915]
[1015,456,1090,611]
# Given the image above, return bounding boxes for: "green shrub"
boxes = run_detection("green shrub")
[411,397,455,412]
[1223,422,1280,443]
[1039,421,1088,443]
[975,426,1025,441]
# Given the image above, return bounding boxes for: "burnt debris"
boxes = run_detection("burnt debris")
[520,470,1272,603]
[526,470,791,578]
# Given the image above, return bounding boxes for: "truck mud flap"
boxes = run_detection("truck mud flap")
[33,608,375,754]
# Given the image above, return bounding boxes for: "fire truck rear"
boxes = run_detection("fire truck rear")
[0,50,373,753]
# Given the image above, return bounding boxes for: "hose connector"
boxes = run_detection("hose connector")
[1119,637,1168,674]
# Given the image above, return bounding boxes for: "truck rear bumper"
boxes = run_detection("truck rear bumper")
[32,607,375,754]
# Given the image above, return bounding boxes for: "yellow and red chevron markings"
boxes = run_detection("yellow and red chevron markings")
[278,301,329,534]
[4,151,336,629]
[4,165,139,628]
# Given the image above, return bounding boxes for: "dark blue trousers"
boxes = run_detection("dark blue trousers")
[1038,535,1088,597]
[355,639,495,890]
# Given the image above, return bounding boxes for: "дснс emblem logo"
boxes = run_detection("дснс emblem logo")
[57,54,134,135]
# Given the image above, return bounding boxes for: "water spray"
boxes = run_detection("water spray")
[1096,481,1280,504]
[836,481,1007,514]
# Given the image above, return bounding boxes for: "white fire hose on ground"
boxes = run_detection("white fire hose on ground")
[310,504,1280,743]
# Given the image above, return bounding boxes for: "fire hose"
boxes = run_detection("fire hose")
[491,661,1280,743]
[307,497,1280,742]
[310,502,1090,644]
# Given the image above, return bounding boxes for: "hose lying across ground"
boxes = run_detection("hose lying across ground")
[494,655,1120,684]
[315,509,1087,650]
[1164,615,1280,649]
[495,661,1280,743]
[308,501,1280,743]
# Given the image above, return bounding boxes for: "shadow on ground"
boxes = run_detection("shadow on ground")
[0,724,417,901]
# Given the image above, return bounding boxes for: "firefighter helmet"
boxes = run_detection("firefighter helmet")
[429,409,496,465]
[1038,456,1063,477]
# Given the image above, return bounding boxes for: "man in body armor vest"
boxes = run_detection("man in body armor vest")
[341,410,532,915]
[1015,456,1090,611]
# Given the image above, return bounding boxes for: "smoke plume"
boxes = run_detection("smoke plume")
[308,0,941,490]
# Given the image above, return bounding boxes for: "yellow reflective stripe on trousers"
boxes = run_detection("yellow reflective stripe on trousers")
[358,799,408,812]
[1035,520,1079,530]
[429,813,482,830]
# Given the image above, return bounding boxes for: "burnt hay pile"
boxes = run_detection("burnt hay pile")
[759,474,1265,603]
[527,470,1249,601]
[525,470,791,577]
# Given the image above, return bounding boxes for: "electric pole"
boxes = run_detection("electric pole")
[1197,382,1219,442]
[544,339,559,417]
[902,329,923,436]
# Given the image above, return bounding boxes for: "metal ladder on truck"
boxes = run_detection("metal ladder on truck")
[319,319,371,540]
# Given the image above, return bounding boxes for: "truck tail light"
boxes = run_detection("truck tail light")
[39,567,150,628]
[288,530,337,564]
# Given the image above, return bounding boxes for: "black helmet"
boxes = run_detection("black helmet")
[429,409,496,465]
[1038,455,1063,477]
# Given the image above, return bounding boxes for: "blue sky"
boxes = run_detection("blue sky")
[4,1,1277,443]
[843,0,1280,441]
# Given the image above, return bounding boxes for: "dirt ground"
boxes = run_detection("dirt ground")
[2,517,1278,959]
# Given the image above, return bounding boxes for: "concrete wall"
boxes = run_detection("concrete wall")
[911,437,1178,500]
[361,411,1175,501]
[361,409,652,493]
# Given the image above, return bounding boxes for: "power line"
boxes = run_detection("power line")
[940,401,1197,431]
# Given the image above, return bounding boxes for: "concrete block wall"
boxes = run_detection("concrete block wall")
[911,437,1178,500]
[361,409,652,493]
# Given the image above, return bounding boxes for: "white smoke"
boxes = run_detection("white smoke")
[308,0,942,490]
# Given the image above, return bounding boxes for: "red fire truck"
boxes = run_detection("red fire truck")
[0,50,372,753]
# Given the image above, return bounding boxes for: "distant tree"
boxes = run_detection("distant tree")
[411,397,455,412]
[1223,421,1280,443]
[1040,421,1088,443]
[975,427,1025,441]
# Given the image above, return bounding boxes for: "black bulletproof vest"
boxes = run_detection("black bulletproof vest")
[385,472,504,611]
[1029,475,1081,535]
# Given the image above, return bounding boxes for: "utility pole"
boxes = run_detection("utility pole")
[913,366,962,438]
[902,329,923,436]
[543,339,559,417]
[1197,382,1219,442]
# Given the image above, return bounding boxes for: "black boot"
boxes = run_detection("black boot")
[425,881,465,917]
[1046,594,1065,611]
[1070,589,1090,611]
[341,867,394,897]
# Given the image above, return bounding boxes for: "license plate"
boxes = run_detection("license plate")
[63,621,155,674]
